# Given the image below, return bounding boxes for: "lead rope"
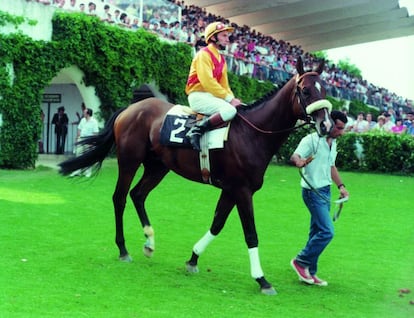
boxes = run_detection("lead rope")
[298,168,330,203]
[298,168,346,222]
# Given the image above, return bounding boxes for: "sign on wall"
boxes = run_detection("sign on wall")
[42,93,61,103]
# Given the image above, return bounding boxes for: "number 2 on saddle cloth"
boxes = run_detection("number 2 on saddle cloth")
[159,112,196,148]
[159,106,229,149]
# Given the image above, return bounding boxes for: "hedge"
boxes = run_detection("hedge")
[276,129,414,175]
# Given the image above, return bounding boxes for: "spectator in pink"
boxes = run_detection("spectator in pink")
[391,118,407,134]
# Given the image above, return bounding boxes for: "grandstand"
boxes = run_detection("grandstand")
[17,0,414,110]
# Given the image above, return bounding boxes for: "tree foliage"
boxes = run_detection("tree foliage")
[337,58,362,78]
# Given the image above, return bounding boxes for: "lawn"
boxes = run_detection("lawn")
[1,159,413,317]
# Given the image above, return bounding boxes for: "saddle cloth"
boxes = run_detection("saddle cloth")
[159,105,229,149]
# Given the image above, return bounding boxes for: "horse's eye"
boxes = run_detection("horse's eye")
[302,87,311,97]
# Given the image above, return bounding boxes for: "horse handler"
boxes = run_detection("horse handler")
[290,110,350,286]
[185,21,242,151]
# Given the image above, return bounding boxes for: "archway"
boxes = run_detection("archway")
[40,66,101,154]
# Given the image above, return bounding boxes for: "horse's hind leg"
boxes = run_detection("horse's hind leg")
[186,190,235,272]
[113,164,139,262]
[129,160,169,258]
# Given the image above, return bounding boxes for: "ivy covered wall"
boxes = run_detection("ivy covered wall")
[0,13,64,169]
[0,10,274,169]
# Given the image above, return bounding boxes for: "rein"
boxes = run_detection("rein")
[299,168,330,203]
[236,112,312,135]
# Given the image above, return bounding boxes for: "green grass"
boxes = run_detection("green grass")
[1,159,413,317]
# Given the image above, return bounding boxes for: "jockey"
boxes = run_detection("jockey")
[185,21,242,151]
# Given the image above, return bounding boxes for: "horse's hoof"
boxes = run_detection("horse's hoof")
[185,261,199,273]
[256,276,276,295]
[119,254,133,262]
[143,246,154,258]
[261,287,277,295]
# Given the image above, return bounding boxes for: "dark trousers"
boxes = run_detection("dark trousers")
[55,132,67,154]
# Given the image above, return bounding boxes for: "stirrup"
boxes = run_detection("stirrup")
[187,132,202,152]
[186,125,201,138]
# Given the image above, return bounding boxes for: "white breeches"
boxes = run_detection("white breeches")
[188,92,237,121]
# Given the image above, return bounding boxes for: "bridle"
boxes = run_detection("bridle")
[294,71,320,122]
[236,72,323,135]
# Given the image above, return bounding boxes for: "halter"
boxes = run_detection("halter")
[236,71,329,135]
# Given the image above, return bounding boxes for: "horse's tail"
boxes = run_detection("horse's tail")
[59,107,126,176]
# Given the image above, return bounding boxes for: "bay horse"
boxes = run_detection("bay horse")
[59,57,332,295]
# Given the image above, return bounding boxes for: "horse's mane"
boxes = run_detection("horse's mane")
[240,78,292,111]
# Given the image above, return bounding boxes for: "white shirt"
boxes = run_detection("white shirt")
[294,132,337,189]
[352,120,369,133]
[78,117,98,137]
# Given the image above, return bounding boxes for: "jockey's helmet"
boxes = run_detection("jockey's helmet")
[204,22,234,43]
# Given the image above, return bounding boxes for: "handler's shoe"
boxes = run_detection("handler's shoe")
[312,275,328,286]
[290,259,314,284]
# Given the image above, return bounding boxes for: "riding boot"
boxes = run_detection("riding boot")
[186,117,211,152]
[186,113,226,152]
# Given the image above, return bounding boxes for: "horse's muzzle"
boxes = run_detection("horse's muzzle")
[305,99,333,136]
[313,107,334,136]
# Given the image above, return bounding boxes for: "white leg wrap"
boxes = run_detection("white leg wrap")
[143,225,155,250]
[193,230,216,255]
[144,225,154,237]
[248,247,264,279]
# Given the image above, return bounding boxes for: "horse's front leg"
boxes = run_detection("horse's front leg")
[186,190,235,273]
[235,188,277,295]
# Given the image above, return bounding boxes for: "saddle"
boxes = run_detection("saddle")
[159,105,229,148]
[160,105,230,184]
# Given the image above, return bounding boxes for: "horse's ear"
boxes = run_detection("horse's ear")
[296,56,304,75]
[315,59,325,75]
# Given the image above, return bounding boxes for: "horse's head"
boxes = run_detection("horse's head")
[293,57,333,136]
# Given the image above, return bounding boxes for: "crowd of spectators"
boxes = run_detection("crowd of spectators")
[342,108,414,137]
[27,0,413,113]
